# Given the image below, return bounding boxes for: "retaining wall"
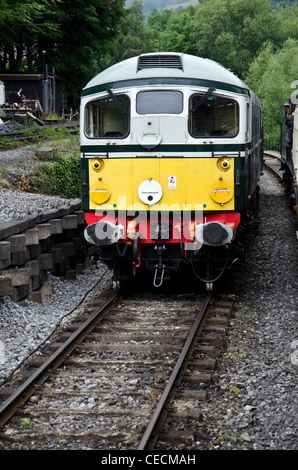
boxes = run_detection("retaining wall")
[0,199,90,302]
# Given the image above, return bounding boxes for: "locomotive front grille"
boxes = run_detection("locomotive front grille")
[137,55,183,71]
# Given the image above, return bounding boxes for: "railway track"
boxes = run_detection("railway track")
[263,151,284,181]
[0,150,294,451]
[0,280,233,450]
[0,122,79,148]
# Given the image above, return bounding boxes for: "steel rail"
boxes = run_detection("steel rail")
[137,292,212,450]
[263,152,284,181]
[0,288,121,426]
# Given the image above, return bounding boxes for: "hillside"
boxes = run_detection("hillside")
[126,0,199,15]
[126,0,295,17]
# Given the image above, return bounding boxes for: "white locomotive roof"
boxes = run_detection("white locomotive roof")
[83,52,248,93]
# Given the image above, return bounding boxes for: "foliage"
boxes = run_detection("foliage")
[21,417,31,429]
[245,38,298,139]
[0,0,60,72]
[226,386,241,398]
[46,0,126,107]
[101,0,298,141]
[29,152,81,198]
[175,0,287,79]
[1,0,297,137]
[100,0,159,69]
[156,7,196,54]
[0,0,126,107]
[128,0,296,17]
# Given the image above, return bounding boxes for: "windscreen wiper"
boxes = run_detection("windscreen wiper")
[107,88,127,114]
[193,87,216,112]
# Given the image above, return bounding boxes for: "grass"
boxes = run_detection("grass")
[1,125,81,198]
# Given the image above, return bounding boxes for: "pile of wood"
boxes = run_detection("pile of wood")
[3,99,45,125]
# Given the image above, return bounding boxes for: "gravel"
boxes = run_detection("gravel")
[0,146,297,450]
[0,266,112,386]
[0,143,74,222]
[0,185,72,223]
[0,144,113,384]
[199,161,298,450]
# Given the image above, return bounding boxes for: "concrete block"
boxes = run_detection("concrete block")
[31,275,42,291]
[27,244,41,258]
[40,283,54,296]
[74,211,85,225]
[24,228,39,246]
[10,282,32,301]
[27,291,42,303]
[19,282,32,298]
[65,269,77,280]
[39,270,46,283]
[37,253,52,270]
[69,199,81,212]
[1,268,30,286]
[62,215,77,230]
[80,246,88,258]
[24,260,40,277]
[37,224,52,240]
[39,237,54,254]
[7,234,26,253]
[53,257,69,275]
[50,247,63,263]
[35,208,61,224]
[10,287,19,302]
[0,217,35,240]
[35,147,54,160]
[49,219,63,234]
[0,276,12,296]
[61,229,74,241]
[76,263,84,273]
[72,237,82,251]
[84,257,92,268]
[0,258,11,270]
[0,241,11,260]
[11,250,28,266]
[61,242,75,257]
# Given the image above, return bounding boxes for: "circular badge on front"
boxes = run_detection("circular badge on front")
[138,179,163,206]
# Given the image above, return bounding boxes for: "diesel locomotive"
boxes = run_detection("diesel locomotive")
[80,53,263,289]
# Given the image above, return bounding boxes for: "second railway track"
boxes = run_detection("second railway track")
[0,282,233,450]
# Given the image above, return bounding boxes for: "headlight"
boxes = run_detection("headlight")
[217,156,231,172]
[91,158,104,172]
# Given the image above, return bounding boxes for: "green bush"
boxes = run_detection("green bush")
[30,151,81,199]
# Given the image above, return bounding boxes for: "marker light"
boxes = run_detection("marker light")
[91,158,104,172]
[217,157,231,172]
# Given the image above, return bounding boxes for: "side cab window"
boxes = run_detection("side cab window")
[85,94,130,138]
[189,94,239,138]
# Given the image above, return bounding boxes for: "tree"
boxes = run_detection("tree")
[43,0,126,107]
[245,38,298,139]
[147,8,174,51]
[156,7,196,53]
[0,0,59,72]
[101,0,158,70]
[189,0,277,79]
[0,0,126,107]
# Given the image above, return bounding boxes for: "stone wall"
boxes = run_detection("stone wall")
[0,199,90,302]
